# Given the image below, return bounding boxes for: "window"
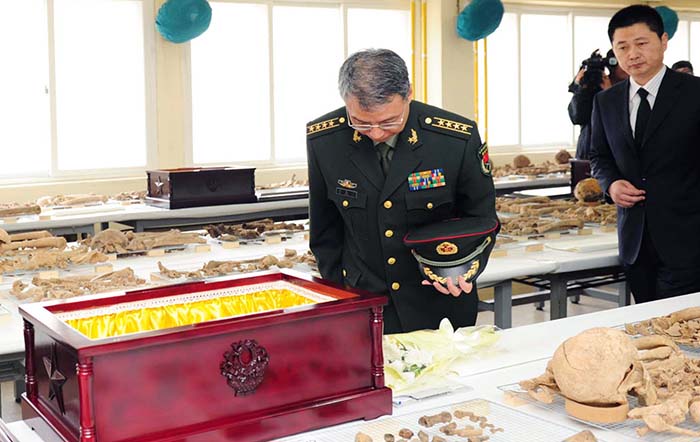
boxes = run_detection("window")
[190,1,411,166]
[190,3,270,164]
[664,20,690,70]
[0,0,50,176]
[272,5,343,162]
[482,13,518,147]
[347,8,411,69]
[573,15,612,73]
[54,0,148,171]
[692,22,700,67]
[519,13,571,146]
[0,0,152,179]
[480,7,700,151]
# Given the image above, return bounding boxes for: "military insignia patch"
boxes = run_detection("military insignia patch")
[407,129,418,145]
[352,130,362,143]
[478,143,492,177]
[436,241,458,255]
[407,169,446,191]
[337,179,358,189]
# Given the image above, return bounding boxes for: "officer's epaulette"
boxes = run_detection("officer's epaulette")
[306,115,349,139]
[418,114,473,139]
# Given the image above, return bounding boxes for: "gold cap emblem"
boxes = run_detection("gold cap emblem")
[436,241,458,255]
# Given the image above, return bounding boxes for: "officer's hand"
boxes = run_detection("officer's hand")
[609,179,645,208]
[574,68,585,85]
[422,276,473,297]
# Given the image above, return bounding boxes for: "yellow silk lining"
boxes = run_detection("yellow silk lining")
[65,289,316,339]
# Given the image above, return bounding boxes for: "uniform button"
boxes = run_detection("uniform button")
[385,230,394,238]
[339,117,346,124]
[424,117,432,124]
[391,282,400,291]
[387,257,396,265]
[426,202,434,209]
[342,269,347,277]
[342,200,349,207]
[383,200,393,209]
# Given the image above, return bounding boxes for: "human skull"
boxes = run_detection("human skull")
[550,328,655,405]
[574,178,603,202]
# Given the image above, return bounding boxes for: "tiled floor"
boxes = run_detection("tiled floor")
[0,296,619,424]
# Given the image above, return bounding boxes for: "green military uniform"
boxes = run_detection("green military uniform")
[306,100,497,333]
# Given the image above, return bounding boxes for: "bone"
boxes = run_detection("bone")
[0,204,41,217]
[418,412,452,427]
[8,231,53,242]
[355,432,373,442]
[1,237,66,251]
[634,335,680,352]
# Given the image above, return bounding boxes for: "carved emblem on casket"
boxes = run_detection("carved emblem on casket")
[220,339,270,396]
[154,176,165,196]
[43,342,67,414]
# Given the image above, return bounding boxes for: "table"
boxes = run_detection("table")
[493,174,570,196]
[4,292,698,441]
[0,199,309,235]
[1,174,571,235]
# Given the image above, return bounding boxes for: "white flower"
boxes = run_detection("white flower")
[402,348,433,367]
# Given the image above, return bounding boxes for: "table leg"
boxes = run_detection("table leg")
[619,280,631,307]
[14,378,23,403]
[493,282,513,329]
[549,276,568,320]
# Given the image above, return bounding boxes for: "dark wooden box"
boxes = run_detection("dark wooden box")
[146,167,257,209]
[570,159,591,193]
[19,271,391,442]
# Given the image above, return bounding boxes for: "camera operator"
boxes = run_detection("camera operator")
[568,49,628,159]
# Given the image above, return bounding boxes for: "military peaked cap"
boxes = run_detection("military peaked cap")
[403,217,499,285]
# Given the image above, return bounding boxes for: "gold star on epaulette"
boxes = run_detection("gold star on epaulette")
[307,117,346,136]
[429,117,472,135]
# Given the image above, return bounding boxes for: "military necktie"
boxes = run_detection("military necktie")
[634,88,651,149]
[376,142,393,176]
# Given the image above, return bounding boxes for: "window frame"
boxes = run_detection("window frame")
[184,0,411,169]
[479,4,700,154]
[0,0,157,184]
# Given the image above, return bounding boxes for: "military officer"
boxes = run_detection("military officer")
[306,49,497,333]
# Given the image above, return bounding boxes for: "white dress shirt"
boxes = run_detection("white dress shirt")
[628,65,666,137]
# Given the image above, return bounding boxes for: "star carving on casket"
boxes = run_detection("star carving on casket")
[43,342,67,414]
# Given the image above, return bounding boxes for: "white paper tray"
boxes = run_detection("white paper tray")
[499,384,699,441]
[279,398,603,442]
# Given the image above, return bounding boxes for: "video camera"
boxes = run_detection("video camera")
[580,49,618,89]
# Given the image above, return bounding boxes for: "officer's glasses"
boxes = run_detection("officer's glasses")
[346,106,406,132]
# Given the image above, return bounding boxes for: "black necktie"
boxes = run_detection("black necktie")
[376,142,393,176]
[634,88,651,148]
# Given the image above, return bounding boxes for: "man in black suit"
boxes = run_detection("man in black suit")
[590,5,700,303]
[306,49,497,333]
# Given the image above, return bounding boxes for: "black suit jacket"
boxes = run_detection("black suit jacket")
[306,100,497,332]
[590,67,700,267]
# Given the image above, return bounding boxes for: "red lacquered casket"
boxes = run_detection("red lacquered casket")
[19,270,391,442]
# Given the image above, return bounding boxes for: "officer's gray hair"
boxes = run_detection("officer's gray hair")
[338,49,410,110]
